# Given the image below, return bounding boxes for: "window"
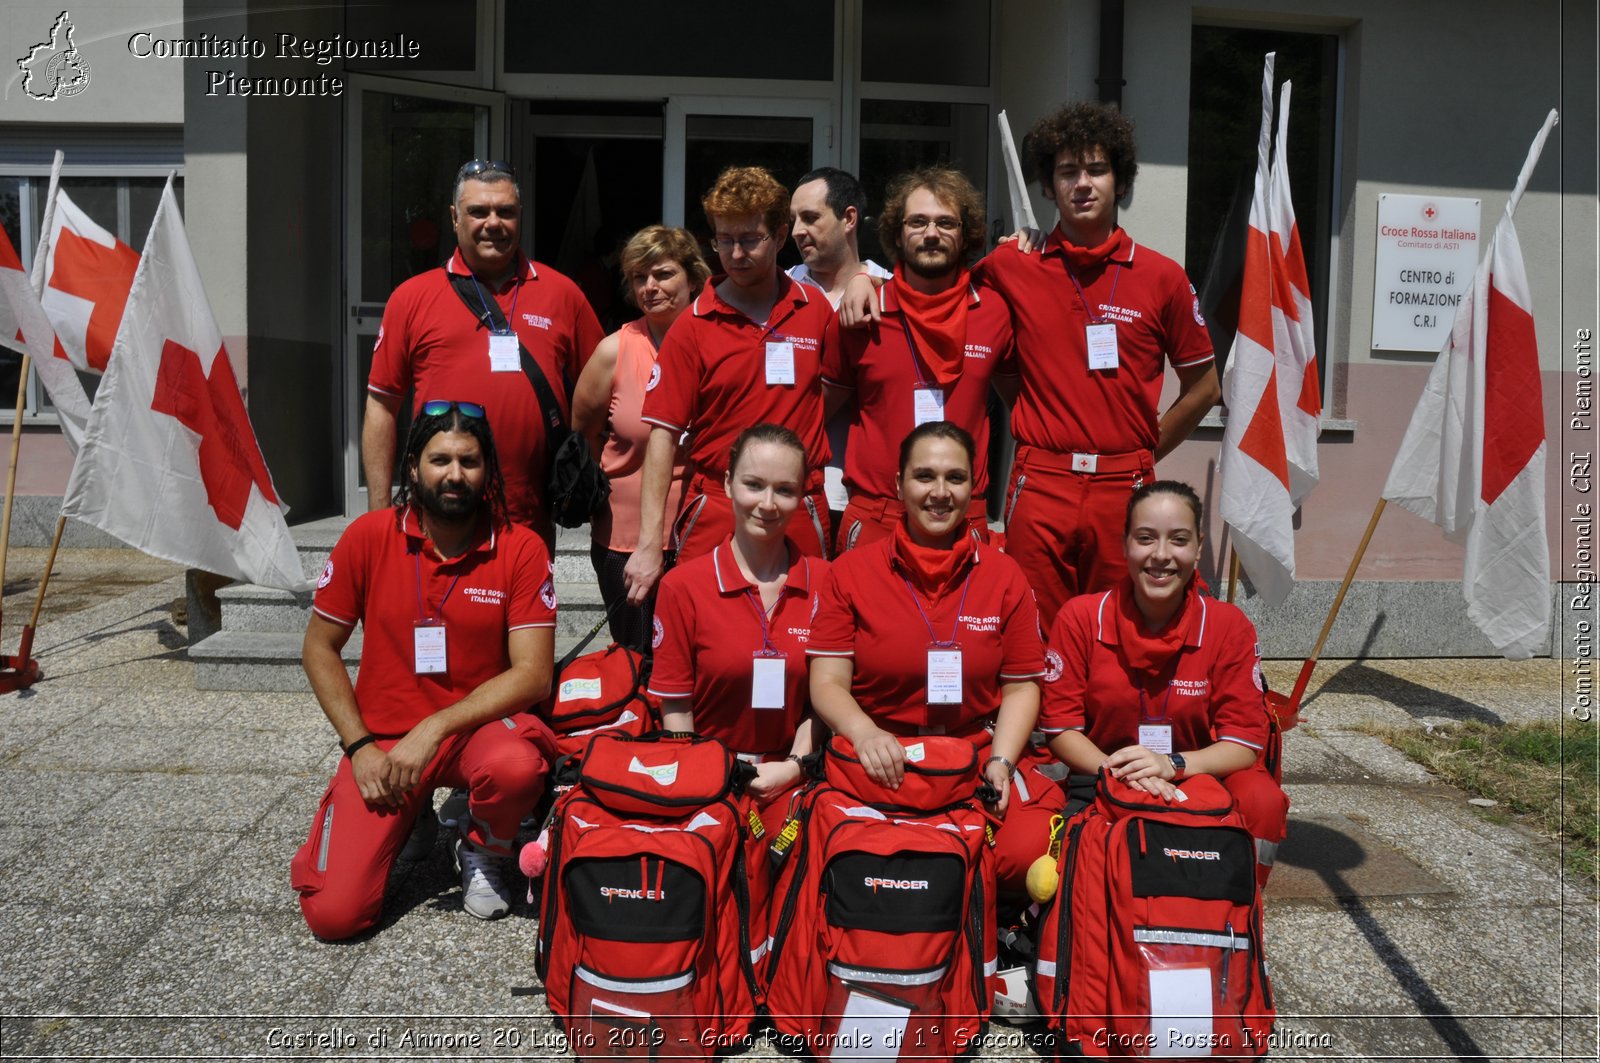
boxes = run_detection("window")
[856,99,989,266]
[1185,25,1338,396]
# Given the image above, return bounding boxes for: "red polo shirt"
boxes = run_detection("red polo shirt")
[822,280,1015,498]
[807,537,1044,740]
[974,228,1212,455]
[647,538,826,755]
[311,507,557,736]
[640,275,837,477]
[1038,582,1269,754]
[368,251,604,529]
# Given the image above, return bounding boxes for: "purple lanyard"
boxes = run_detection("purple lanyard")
[897,314,935,389]
[1138,659,1181,722]
[902,574,972,649]
[414,548,463,622]
[1061,258,1123,325]
[742,589,780,654]
[468,258,523,335]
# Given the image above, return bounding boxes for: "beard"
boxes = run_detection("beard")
[901,243,959,280]
[415,477,482,521]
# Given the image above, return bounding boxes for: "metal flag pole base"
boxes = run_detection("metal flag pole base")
[1267,497,1388,732]
[0,514,66,692]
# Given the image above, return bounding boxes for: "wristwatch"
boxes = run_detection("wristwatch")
[1167,752,1187,780]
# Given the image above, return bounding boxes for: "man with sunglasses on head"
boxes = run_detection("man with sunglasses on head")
[364,159,604,546]
[294,403,560,939]
[625,165,838,605]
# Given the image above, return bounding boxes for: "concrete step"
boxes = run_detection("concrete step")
[192,629,593,692]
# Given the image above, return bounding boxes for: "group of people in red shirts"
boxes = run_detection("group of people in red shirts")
[291,99,1288,948]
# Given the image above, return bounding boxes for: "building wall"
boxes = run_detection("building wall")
[0,0,184,122]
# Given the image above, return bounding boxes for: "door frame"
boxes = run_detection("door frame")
[662,96,834,226]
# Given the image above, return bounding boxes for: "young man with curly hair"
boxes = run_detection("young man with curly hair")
[980,101,1220,624]
[627,166,838,602]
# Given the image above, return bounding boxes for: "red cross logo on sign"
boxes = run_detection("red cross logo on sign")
[150,339,279,530]
[1422,203,1438,221]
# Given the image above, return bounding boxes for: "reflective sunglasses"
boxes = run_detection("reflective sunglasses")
[457,159,517,180]
[420,399,486,419]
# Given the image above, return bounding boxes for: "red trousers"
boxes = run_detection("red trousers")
[837,494,991,552]
[291,711,556,940]
[1002,445,1155,627]
[671,470,832,563]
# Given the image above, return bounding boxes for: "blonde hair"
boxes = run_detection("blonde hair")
[619,226,712,308]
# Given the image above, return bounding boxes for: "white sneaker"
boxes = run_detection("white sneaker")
[398,808,437,862]
[438,788,470,830]
[455,838,512,920]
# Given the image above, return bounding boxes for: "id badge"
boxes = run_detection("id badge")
[751,652,787,710]
[489,332,521,372]
[1085,322,1119,370]
[765,340,796,386]
[912,385,946,427]
[414,620,448,675]
[926,645,964,705]
[1138,723,1173,755]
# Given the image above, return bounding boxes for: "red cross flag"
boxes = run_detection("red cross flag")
[39,180,139,374]
[0,219,90,452]
[1220,53,1320,608]
[1382,110,1557,660]
[61,177,305,590]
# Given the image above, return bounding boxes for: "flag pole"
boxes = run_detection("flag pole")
[1227,549,1243,604]
[1271,497,1388,728]
[0,352,40,687]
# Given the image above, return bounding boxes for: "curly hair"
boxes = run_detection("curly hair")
[877,166,987,267]
[390,403,509,531]
[702,166,790,236]
[619,225,712,309]
[1024,101,1139,194]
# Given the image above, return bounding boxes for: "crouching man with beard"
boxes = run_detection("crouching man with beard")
[292,401,559,940]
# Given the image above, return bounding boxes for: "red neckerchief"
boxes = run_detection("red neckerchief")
[1112,575,1198,680]
[892,519,976,600]
[1059,227,1123,272]
[891,272,969,391]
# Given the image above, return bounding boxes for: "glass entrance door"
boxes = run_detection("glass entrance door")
[343,77,501,514]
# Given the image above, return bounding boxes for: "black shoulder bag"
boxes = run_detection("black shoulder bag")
[447,272,610,528]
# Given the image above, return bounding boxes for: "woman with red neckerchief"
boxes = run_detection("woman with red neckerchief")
[808,421,1055,902]
[1040,480,1288,888]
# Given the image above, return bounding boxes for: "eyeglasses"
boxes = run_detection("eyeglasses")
[710,233,772,254]
[457,160,517,180]
[420,400,486,419]
[903,215,961,233]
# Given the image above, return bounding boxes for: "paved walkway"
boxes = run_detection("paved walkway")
[0,549,1594,1061]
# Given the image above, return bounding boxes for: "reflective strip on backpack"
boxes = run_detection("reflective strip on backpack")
[1133,927,1250,950]
[1256,838,1279,866]
[576,966,694,994]
[984,957,998,977]
[828,962,949,987]
[750,939,769,965]
[1035,958,1056,977]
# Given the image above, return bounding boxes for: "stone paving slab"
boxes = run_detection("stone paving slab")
[0,551,1593,1062]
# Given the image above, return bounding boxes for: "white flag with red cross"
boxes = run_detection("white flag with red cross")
[1382,110,1557,660]
[0,219,91,452]
[39,181,140,374]
[1220,52,1303,608]
[1268,80,1322,505]
[61,177,305,590]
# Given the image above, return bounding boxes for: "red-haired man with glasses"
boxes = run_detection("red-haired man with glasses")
[363,159,604,545]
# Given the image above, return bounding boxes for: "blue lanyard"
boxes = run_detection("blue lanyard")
[898,314,935,389]
[902,573,972,649]
[1062,259,1124,325]
[467,258,523,335]
[413,547,463,622]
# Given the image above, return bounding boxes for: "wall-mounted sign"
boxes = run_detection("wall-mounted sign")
[1371,193,1482,352]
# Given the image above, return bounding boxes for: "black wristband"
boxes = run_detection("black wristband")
[342,734,378,759]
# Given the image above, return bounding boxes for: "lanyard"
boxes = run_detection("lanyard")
[897,314,935,389]
[467,259,523,336]
[1061,258,1124,325]
[413,547,463,622]
[742,589,781,654]
[1138,658,1182,722]
[902,573,973,648]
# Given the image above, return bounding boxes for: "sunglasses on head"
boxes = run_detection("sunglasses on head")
[457,159,517,180]
[420,400,486,419]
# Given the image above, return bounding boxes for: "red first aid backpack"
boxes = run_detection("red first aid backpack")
[1035,770,1274,1060]
[540,642,659,760]
[764,736,996,1061]
[536,733,759,1060]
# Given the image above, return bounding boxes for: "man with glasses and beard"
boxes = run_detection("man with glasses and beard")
[823,167,1015,550]
[363,159,604,546]
[293,403,560,939]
